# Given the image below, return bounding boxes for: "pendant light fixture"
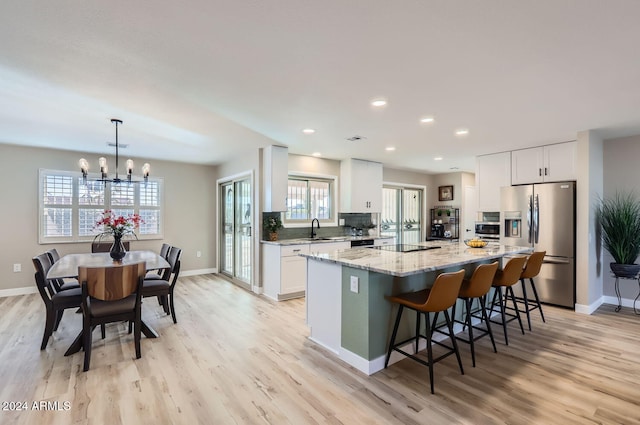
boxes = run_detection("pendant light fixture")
[79,119,150,184]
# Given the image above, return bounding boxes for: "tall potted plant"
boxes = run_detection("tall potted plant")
[596,192,640,278]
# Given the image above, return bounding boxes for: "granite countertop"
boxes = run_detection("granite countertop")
[299,240,533,277]
[261,235,394,246]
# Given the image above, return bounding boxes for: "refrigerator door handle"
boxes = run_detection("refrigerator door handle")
[534,194,540,244]
[527,195,533,244]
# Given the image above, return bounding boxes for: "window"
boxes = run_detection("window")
[39,169,163,243]
[285,174,335,224]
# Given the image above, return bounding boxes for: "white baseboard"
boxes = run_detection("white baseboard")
[180,268,217,277]
[0,286,38,298]
[338,320,469,376]
[575,297,604,314]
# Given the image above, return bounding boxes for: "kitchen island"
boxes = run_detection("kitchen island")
[301,240,532,375]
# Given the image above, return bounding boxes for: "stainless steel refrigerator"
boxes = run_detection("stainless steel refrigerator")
[500,182,575,308]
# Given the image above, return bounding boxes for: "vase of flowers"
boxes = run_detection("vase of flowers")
[263,214,283,241]
[94,210,143,261]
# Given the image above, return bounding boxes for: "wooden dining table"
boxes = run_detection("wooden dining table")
[47,250,170,356]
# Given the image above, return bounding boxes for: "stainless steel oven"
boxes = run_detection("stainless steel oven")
[475,222,500,240]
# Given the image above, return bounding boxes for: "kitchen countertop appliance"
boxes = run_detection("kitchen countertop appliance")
[500,182,576,308]
[475,221,500,241]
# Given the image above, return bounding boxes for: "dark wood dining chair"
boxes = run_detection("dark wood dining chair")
[91,240,130,253]
[141,246,182,323]
[32,253,82,350]
[144,243,171,280]
[46,248,80,292]
[78,262,146,371]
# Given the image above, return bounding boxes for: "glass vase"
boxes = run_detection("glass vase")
[110,234,127,261]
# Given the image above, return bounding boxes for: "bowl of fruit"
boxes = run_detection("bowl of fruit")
[464,238,488,248]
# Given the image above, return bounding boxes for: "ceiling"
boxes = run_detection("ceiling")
[2,1,640,174]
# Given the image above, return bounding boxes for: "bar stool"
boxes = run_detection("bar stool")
[517,251,547,330]
[488,256,528,345]
[384,269,465,394]
[452,261,499,367]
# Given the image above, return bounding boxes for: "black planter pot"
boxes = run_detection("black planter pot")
[610,263,640,278]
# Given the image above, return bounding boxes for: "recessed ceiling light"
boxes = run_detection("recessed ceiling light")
[302,128,315,134]
[371,99,387,107]
[312,152,322,157]
[420,116,435,124]
[434,156,443,161]
[385,146,396,151]
[455,128,469,136]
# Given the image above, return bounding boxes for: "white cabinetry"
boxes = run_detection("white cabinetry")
[511,141,577,185]
[263,244,309,301]
[476,152,511,212]
[263,145,288,212]
[263,241,349,301]
[340,159,383,212]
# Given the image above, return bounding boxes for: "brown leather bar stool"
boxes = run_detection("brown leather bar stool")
[384,269,466,394]
[488,256,528,345]
[452,261,499,367]
[517,251,547,330]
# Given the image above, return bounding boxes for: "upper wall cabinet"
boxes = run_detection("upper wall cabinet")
[340,159,383,213]
[263,145,288,212]
[511,141,577,185]
[476,152,511,212]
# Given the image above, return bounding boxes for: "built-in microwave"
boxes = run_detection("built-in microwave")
[475,222,500,240]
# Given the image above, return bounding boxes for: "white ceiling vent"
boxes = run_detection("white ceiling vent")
[346,135,367,142]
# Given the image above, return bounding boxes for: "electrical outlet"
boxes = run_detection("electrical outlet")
[350,275,359,293]
[196,251,202,258]
[13,263,21,273]
[339,218,345,226]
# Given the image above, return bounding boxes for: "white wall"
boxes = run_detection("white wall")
[575,130,604,313]
[602,134,640,303]
[0,143,217,293]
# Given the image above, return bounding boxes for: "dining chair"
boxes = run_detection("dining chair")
[452,261,499,367]
[144,243,171,280]
[46,248,80,292]
[91,240,130,253]
[32,253,82,350]
[516,251,547,330]
[384,269,466,394]
[78,261,146,371]
[141,246,182,323]
[488,256,528,345]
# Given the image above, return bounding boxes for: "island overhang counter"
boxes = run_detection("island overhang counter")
[301,240,532,375]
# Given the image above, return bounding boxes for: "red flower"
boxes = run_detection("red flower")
[94,210,144,239]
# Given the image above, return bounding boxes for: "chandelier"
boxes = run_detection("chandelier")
[79,119,150,184]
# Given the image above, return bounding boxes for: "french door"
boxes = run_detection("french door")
[220,176,252,286]
[381,186,423,244]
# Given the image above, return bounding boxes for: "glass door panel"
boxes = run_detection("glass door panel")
[220,183,234,275]
[219,177,252,286]
[381,188,399,243]
[402,189,421,244]
[382,186,423,244]
[234,179,252,284]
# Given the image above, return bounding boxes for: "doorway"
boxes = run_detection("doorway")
[381,185,424,244]
[220,175,253,288]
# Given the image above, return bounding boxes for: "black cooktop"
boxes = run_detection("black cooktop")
[369,244,441,253]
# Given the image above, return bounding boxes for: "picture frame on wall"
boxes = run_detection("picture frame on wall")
[438,185,454,201]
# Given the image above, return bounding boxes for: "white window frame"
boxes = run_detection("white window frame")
[284,172,338,227]
[38,168,164,244]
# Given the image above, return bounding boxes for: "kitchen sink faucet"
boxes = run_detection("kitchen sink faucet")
[310,218,320,238]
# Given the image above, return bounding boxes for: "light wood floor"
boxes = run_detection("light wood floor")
[1,274,640,425]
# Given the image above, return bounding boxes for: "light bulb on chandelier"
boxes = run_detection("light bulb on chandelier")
[79,119,150,184]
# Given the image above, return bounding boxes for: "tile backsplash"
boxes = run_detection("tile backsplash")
[261,212,379,240]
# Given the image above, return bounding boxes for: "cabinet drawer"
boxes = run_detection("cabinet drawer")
[281,244,310,257]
